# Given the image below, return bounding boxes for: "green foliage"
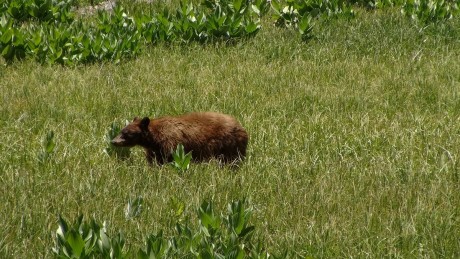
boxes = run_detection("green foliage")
[298,13,313,41]
[271,0,354,40]
[170,197,186,216]
[351,0,459,21]
[52,215,127,259]
[171,143,192,172]
[38,130,55,164]
[51,200,270,258]
[271,0,460,40]
[348,0,405,9]
[105,121,131,160]
[27,22,84,65]
[0,15,26,62]
[173,0,208,43]
[402,0,459,23]
[138,231,170,258]
[24,6,142,65]
[1,0,459,64]
[272,0,355,25]
[0,0,264,64]
[139,199,271,258]
[125,196,143,220]
[93,6,142,63]
[142,0,264,44]
[1,0,75,23]
[202,0,262,41]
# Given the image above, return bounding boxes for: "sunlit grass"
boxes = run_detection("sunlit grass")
[1,10,460,258]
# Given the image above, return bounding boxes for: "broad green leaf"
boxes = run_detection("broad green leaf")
[66,230,85,257]
[1,28,13,43]
[252,4,260,15]
[298,14,312,34]
[233,0,243,12]
[235,246,244,259]
[125,196,143,219]
[170,196,185,217]
[271,0,282,13]
[245,22,259,33]
[199,201,220,229]
[1,44,12,58]
[239,225,255,237]
[98,229,110,252]
[57,215,69,240]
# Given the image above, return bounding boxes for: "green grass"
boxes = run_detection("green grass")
[1,9,460,258]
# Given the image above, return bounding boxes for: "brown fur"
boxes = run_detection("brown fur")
[111,112,248,165]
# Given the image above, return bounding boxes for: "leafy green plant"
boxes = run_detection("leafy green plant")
[125,196,143,220]
[298,13,313,41]
[402,0,459,23]
[142,0,263,44]
[145,9,176,44]
[272,2,301,28]
[139,199,271,258]
[272,0,354,41]
[30,23,78,65]
[171,143,192,172]
[271,0,315,40]
[172,0,208,43]
[253,0,272,17]
[2,2,142,65]
[3,0,29,21]
[38,130,55,164]
[51,200,272,258]
[1,0,75,24]
[0,0,263,64]
[105,121,131,159]
[138,231,171,258]
[52,215,126,259]
[348,0,405,9]
[169,196,186,223]
[0,16,27,62]
[272,0,354,25]
[4,0,458,66]
[203,0,262,41]
[90,6,142,63]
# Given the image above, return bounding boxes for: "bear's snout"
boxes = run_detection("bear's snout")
[111,135,125,146]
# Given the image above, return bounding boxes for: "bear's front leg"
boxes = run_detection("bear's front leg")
[145,149,155,165]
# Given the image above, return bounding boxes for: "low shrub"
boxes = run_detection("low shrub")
[52,199,275,258]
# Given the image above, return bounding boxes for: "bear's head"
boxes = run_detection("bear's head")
[111,117,150,147]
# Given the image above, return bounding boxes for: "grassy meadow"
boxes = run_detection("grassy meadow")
[1,5,460,258]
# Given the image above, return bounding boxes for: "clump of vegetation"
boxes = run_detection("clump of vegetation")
[139,199,268,258]
[0,0,265,64]
[1,0,75,23]
[38,130,56,165]
[171,143,192,172]
[52,215,126,258]
[1,0,458,64]
[402,0,459,23]
[125,196,143,220]
[53,199,273,258]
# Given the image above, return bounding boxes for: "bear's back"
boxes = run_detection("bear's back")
[152,112,241,134]
[150,112,247,161]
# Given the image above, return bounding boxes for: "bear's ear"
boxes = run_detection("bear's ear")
[140,117,150,129]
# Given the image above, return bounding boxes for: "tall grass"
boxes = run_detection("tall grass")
[1,9,460,258]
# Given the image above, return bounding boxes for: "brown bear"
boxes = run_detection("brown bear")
[111,112,248,165]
